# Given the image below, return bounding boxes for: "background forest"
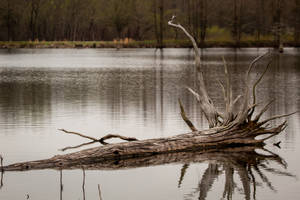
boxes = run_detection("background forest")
[0,0,300,46]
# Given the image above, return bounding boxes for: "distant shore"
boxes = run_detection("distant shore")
[1,40,300,49]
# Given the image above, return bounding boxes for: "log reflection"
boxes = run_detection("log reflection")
[179,148,295,200]
[0,147,295,200]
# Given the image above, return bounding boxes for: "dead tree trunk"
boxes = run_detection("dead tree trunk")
[0,17,296,172]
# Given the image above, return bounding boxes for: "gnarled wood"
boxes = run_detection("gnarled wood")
[1,120,288,172]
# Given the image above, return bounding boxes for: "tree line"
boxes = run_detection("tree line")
[1,0,300,47]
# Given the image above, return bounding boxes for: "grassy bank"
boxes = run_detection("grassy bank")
[1,39,300,49]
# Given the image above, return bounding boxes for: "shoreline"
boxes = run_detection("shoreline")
[1,40,300,49]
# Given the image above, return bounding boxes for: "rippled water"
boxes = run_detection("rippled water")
[0,48,299,200]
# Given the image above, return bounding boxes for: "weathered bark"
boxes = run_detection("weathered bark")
[0,122,287,171]
[0,17,297,172]
[2,147,294,200]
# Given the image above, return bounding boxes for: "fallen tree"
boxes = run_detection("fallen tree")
[0,17,297,172]
[1,147,295,200]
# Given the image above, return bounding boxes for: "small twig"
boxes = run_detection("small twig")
[252,60,272,106]
[222,56,232,109]
[249,60,273,120]
[260,121,287,142]
[233,95,242,106]
[246,52,270,83]
[59,129,98,141]
[258,111,298,126]
[99,134,138,144]
[168,15,200,65]
[178,99,198,132]
[60,141,97,152]
[218,80,227,103]
[186,87,200,102]
[238,52,270,125]
[254,99,275,122]
[98,184,103,200]
[59,129,138,148]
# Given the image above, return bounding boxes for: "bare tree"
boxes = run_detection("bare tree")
[153,0,164,48]
[272,0,284,48]
[28,0,41,40]
[256,0,266,41]
[232,0,243,46]
[294,0,300,42]
[199,0,208,46]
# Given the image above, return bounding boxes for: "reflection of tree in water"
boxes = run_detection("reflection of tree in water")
[0,147,295,200]
[179,148,295,200]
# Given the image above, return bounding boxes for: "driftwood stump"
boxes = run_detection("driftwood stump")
[0,17,297,171]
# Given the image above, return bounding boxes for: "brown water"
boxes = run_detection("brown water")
[0,48,299,200]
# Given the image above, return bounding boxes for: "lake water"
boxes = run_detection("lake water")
[0,48,299,200]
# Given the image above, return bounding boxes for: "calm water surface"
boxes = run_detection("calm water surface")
[0,48,299,200]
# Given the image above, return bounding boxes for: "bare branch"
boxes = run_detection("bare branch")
[246,52,270,83]
[222,56,232,108]
[178,99,198,131]
[59,129,98,141]
[99,134,138,144]
[169,16,220,128]
[218,80,227,103]
[186,87,200,102]
[233,95,242,106]
[60,141,97,152]
[237,52,270,124]
[259,121,287,142]
[252,60,272,106]
[59,129,138,146]
[254,99,275,122]
[168,16,200,65]
[258,111,298,126]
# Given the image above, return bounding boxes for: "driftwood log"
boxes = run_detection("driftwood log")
[0,17,297,172]
[1,147,295,200]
